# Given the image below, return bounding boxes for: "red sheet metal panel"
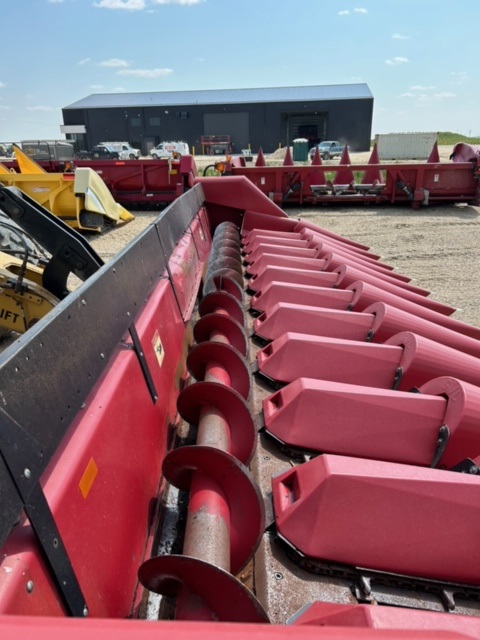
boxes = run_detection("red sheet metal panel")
[272,453,480,584]
[290,602,480,638]
[0,616,468,640]
[0,282,189,617]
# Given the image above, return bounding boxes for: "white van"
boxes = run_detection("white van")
[149,141,189,159]
[99,141,141,160]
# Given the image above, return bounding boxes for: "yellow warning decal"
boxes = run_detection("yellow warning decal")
[79,457,98,499]
[153,330,165,367]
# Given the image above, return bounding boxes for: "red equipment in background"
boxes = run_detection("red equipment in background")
[2,142,479,210]
[227,142,480,208]
[201,134,232,155]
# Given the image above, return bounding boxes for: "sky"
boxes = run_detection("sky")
[0,0,479,143]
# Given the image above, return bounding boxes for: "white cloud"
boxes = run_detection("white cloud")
[434,92,456,98]
[400,92,415,98]
[93,0,146,9]
[152,0,204,4]
[451,71,468,85]
[48,0,64,3]
[26,105,57,112]
[112,87,126,92]
[0,105,11,110]
[0,82,5,88]
[392,33,409,40]
[385,56,409,65]
[338,9,350,15]
[409,85,435,91]
[89,84,104,90]
[100,58,130,67]
[78,58,91,66]
[353,7,367,14]
[117,67,173,78]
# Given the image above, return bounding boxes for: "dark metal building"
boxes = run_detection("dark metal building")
[61,84,373,155]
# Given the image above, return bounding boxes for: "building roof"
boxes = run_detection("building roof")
[63,84,373,110]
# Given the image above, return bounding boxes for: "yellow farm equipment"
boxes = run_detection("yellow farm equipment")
[0,145,134,232]
[0,184,104,336]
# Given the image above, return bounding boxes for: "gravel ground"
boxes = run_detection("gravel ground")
[285,202,480,329]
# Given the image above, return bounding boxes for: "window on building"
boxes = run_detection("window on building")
[131,117,141,127]
[149,117,161,127]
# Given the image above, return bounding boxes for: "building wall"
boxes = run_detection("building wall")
[62,97,373,155]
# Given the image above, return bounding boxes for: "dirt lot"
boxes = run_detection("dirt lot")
[286,203,480,328]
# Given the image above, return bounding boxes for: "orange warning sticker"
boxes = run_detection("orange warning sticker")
[79,457,98,499]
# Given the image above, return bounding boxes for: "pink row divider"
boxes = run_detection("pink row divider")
[289,601,480,637]
[251,282,354,314]
[272,452,480,585]
[263,376,480,468]
[246,254,328,278]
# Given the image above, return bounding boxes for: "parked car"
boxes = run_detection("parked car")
[149,141,190,159]
[76,145,120,160]
[99,141,141,160]
[309,140,348,160]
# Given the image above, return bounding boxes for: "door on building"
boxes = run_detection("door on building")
[203,112,249,154]
[286,113,327,147]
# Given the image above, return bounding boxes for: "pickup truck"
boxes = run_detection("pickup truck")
[100,141,141,160]
[75,145,120,160]
[309,140,347,160]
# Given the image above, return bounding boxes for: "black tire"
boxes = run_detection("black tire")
[151,153,158,160]
[323,152,330,160]
[129,153,136,160]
